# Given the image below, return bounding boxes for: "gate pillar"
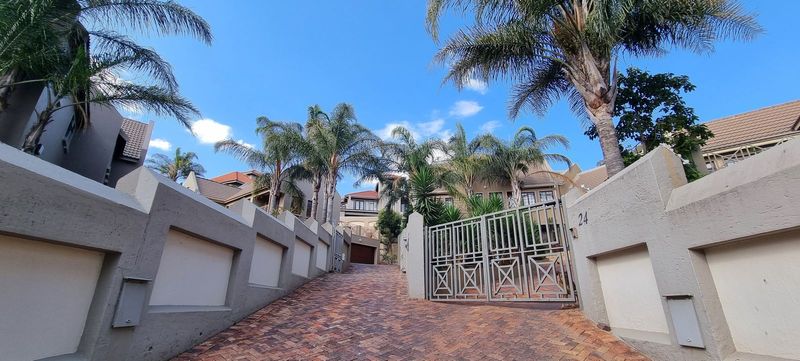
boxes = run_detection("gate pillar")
[405,212,426,299]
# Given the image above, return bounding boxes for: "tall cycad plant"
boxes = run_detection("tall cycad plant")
[146,147,204,181]
[215,117,304,214]
[0,0,211,152]
[479,127,570,207]
[427,0,759,177]
[307,103,383,223]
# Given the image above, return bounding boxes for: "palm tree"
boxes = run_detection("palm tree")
[146,147,205,182]
[478,127,570,207]
[440,123,484,203]
[0,0,211,152]
[426,0,760,177]
[306,103,383,223]
[215,117,304,214]
[301,105,331,221]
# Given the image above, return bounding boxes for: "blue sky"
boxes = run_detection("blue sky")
[128,1,800,196]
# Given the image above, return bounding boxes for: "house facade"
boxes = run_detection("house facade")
[184,170,341,225]
[702,100,800,172]
[0,82,153,186]
[339,190,381,264]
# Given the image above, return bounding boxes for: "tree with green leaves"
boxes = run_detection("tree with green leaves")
[466,194,504,217]
[377,209,403,247]
[585,67,712,179]
[300,104,330,221]
[478,127,570,207]
[0,0,211,153]
[426,0,760,177]
[306,103,383,224]
[146,147,204,182]
[215,117,305,214]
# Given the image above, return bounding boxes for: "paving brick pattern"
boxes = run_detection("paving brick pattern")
[174,264,648,361]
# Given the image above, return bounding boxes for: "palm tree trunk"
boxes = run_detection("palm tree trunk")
[323,170,336,223]
[310,173,322,220]
[586,102,625,177]
[510,178,521,208]
[0,69,19,111]
[22,108,52,154]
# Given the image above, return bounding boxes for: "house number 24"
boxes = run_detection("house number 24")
[577,211,589,226]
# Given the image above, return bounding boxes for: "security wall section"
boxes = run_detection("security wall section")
[150,230,234,306]
[595,247,671,344]
[249,235,283,287]
[705,231,800,360]
[292,238,312,277]
[0,234,104,361]
[316,243,329,270]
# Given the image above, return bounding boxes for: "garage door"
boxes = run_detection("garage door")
[351,243,375,264]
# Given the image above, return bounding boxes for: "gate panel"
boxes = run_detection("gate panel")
[425,200,575,302]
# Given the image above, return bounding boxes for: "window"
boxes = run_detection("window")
[400,202,408,213]
[539,191,555,202]
[521,192,536,206]
[353,199,377,211]
[489,192,503,200]
[306,200,313,218]
[62,115,77,153]
[354,200,364,210]
[473,192,483,199]
[444,197,454,205]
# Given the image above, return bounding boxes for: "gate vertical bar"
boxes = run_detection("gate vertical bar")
[479,215,491,301]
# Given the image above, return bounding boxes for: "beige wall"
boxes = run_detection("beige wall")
[292,239,312,277]
[150,230,234,306]
[596,247,671,344]
[249,236,283,287]
[706,230,800,360]
[0,234,104,361]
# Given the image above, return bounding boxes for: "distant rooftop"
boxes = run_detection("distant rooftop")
[346,190,379,199]
[701,100,800,153]
[119,118,150,160]
[211,170,259,185]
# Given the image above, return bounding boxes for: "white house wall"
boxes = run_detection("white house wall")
[706,231,800,360]
[0,234,104,361]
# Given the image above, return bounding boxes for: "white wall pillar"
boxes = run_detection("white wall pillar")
[405,212,425,299]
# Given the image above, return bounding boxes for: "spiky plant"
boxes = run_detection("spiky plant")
[467,194,504,217]
[146,147,204,181]
[427,0,760,177]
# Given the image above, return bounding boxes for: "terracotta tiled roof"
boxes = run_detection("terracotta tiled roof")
[701,100,800,153]
[211,171,258,185]
[119,118,149,160]
[574,165,608,191]
[347,190,379,199]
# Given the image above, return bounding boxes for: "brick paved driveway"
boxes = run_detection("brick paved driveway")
[175,264,647,361]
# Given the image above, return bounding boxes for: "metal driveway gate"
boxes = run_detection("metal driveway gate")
[424,200,576,302]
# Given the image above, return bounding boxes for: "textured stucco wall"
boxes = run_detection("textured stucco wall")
[565,140,800,361]
[0,142,339,361]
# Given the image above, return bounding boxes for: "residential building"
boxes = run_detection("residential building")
[0,81,153,186]
[702,100,800,172]
[184,170,340,225]
[339,190,381,264]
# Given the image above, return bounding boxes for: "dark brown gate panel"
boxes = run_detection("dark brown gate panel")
[351,243,376,264]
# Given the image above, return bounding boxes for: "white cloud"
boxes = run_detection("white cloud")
[449,100,483,118]
[479,120,502,134]
[464,77,488,94]
[191,118,232,144]
[149,138,172,151]
[376,119,453,141]
[236,139,255,149]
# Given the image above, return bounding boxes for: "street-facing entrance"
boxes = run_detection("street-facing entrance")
[425,200,576,302]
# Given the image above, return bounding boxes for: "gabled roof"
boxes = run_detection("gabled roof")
[573,165,608,191]
[701,100,800,153]
[119,118,150,160]
[211,170,259,185]
[194,177,243,203]
[346,190,379,200]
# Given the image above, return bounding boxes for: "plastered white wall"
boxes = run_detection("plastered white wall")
[706,232,800,360]
[150,230,233,306]
[596,247,670,337]
[249,236,283,287]
[316,243,329,270]
[292,239,312,277]
[0,234,103,361]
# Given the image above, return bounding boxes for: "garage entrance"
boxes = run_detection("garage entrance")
[350,243,376,264]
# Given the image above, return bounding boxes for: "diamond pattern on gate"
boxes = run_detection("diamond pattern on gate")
[433,264,452,296]
[491,258,522,296]
[528,254,568,297]
[456,263,484,296]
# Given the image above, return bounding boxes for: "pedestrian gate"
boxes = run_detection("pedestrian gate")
[424,200,576,302]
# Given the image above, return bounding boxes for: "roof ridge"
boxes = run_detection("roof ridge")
[704,99,800,125]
